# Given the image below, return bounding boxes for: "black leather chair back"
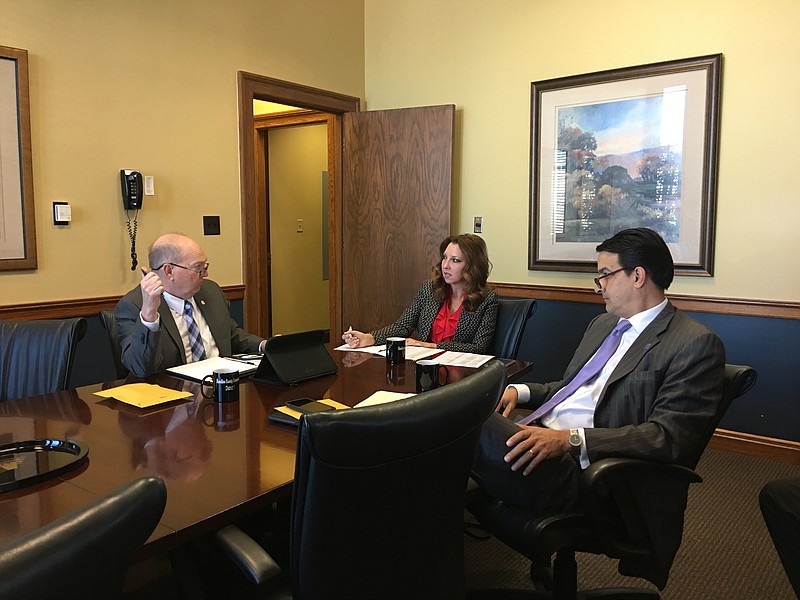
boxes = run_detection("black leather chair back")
[489,298,536,359]
[98,309,129,379]
[290,360,508,600]
[0,318,88,402]
[0,476,166,599]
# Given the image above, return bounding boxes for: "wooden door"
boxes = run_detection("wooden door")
[341,105,454,332]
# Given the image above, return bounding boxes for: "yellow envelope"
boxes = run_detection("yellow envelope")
[94,383,193,408]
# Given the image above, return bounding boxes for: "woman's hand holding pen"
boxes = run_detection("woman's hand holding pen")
[342,326,374,348]
[139,266,164,323]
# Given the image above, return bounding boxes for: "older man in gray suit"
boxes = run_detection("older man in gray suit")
[116,233,265,378]
[472,227,726,512]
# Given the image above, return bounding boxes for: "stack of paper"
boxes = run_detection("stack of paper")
[166,356,261,381]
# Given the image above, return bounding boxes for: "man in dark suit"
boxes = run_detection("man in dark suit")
[472,227,726,512]
[116,233,265,377]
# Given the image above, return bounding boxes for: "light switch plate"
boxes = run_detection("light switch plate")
[53,202,71,225]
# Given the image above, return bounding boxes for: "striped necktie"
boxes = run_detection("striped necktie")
[184,300,207,362]
[518,319,632,426]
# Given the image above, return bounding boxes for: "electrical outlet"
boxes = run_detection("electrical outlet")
[473,216,483,233]
[203,215,221,236]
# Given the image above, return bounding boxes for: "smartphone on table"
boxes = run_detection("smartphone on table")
[284,398,334,414]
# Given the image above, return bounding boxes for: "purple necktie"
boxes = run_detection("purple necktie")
[518,319,632,426]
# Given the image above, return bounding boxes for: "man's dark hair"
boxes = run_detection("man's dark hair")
[595,227,674,290]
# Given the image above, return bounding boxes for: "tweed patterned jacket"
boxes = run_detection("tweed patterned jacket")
[370,279,498,354]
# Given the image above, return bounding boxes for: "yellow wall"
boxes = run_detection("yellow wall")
[0,0,364,304]
[364,0,800,302]
[3,1,798,306]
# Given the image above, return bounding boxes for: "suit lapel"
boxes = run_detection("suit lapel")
[158,302,185,362]
[604,302,675,389]
[194,285,225,353]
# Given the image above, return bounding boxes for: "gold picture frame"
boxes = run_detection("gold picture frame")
[0,45,37,271]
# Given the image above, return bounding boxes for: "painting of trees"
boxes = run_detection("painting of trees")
[554,96,683,244]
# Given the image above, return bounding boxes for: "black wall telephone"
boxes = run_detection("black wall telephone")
[120,169,143,210]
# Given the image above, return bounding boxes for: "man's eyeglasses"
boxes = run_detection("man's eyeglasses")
[593,267,625,288]
[154,262,210,275]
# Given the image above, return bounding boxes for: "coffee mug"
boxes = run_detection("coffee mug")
[202,399,240,432]
[415,359,449,392]
[201,368,239,403]
[386,337,406,365]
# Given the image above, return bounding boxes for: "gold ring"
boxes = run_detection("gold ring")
[528,449,535,455]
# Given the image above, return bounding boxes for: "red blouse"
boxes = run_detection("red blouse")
[431,300,464,343]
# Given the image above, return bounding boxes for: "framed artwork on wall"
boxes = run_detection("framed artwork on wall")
[529,54,722,276]
[0,45,37,271]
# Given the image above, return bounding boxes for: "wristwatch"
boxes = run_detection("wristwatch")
[568,428,582,455]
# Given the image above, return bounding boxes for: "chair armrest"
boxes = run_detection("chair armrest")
[214,525,282,585]
[583,457,702,491]
[578,458,702,556]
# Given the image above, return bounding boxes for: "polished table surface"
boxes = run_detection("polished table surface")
[0,349,531,556]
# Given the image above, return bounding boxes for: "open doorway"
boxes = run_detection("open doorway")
[253,104,330,336]
[237,72,360,340]
[238,73,454,343]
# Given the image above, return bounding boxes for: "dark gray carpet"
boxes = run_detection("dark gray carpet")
[464,448,800,599]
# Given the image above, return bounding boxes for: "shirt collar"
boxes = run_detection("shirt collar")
[626,298,668,334]
[162,291,194,315]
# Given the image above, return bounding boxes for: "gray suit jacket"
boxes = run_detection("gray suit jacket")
[115,279,263,378]
[526,301,725,467]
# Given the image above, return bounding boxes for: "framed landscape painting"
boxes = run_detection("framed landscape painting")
[529,54,722,276]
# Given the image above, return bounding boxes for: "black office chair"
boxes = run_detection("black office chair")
[215,360,509,599]
[98,309,129,379]
[0,317,88,402]
[0,475,167,600]
[490,298,537,359]
[466,364,757,600]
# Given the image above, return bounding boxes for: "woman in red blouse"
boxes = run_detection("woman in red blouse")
[342,234,498,354]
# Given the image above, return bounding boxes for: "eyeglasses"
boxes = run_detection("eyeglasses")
[154,262,209,275]
[593,267,625,288]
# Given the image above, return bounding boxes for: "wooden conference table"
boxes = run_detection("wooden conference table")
[0,349,531,557]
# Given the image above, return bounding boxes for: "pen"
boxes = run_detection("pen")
[226,357,258,365]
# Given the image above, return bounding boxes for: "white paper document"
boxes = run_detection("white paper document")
[354,390,415,408]
[166,356,261,381]
[434,351,494,368]
[334,343,384,355]
[333,343,440,361]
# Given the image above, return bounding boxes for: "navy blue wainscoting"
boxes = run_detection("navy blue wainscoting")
[511,298,800,443]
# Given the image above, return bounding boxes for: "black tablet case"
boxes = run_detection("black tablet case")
[252,330,338,385]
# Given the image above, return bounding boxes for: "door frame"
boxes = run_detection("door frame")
[237,72,360,339]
